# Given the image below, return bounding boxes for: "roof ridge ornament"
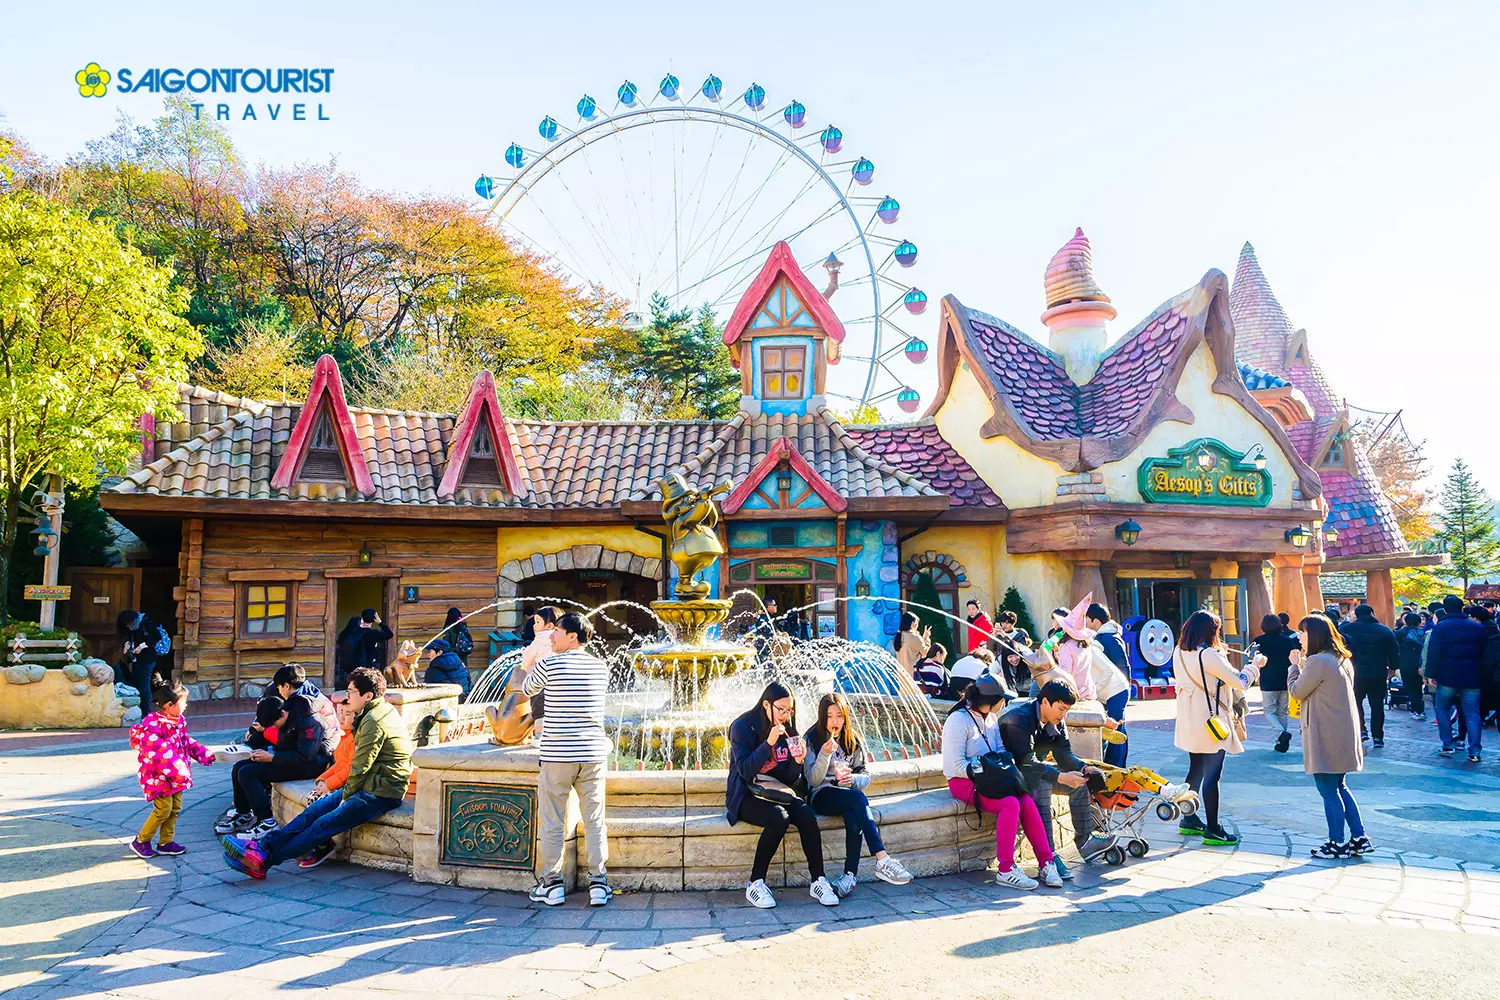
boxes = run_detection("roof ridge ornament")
[1044,227,1112,310]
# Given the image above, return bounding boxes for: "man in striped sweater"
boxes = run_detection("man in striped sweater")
[521,612,612,906]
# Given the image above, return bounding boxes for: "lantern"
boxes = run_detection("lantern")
[1285,526,1310,548]
[358,544,374,566]
[820,125,843,153]
[904,338,929,363]
[1195,445,1215,471]
[474,175,494,199]
[1115,520,1142,546]
[904,288,928,315]
[855,576,871,598]
[1324,523,1340,544]
[896,387,921,413]
[877,195,900,223]
[894,240,918,267]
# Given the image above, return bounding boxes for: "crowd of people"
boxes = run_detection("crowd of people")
[119,586,1499,902]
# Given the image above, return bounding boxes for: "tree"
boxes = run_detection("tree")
[0,193,198,613]
[1436,459,1498,591]
[1351,415,1436,542]
[909,572,956,666]
[998,585,1040,639]
[613,295,739,419]
[193,312,316,402]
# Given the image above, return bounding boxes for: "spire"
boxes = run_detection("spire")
[1044,228,1111,309]
[1229,242,1297,369]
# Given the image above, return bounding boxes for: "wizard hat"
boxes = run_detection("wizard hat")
[1053,594,1096,642]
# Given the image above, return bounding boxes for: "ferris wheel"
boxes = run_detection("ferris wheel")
[473,73,932,414]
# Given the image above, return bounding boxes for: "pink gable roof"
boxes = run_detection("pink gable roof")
[722,241,846,353]
[722,435,847,514]
[436,370,527,500]
[269,354,375,496]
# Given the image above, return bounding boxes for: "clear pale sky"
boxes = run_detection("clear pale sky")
[3,1,1496,492]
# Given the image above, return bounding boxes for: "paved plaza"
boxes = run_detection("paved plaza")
[5,699,1500,1000]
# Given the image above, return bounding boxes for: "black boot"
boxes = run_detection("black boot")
[1274,731,1291,753]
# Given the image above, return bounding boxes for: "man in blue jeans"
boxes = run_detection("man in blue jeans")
[1424,595,1486,762]
[223,667,413,878]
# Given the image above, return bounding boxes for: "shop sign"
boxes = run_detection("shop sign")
[24,585,71,601]
[1137,439,1271,507]
[756,561,811,580]
[577,569,617,581]
[441,782,536,870]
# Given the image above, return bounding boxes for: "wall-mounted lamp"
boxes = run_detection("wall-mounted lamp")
[854,575,871,598]
[1285,526,1310,548]
[1173,552,1192,569]
[1115,519,1142,546]
[358,544,373,566]
[1246,444,1267,471]
[1324,523,1340,544]
[776,464,793,491]
[1195,446,1216,472]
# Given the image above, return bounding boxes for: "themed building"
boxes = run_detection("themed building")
[99,232,1411,696]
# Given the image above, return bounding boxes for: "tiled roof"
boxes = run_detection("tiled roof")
[111,397,948,511]
[1230,242,1408,560]
[1319,570,1368,599]
[845,421,1005,509]
[1238,361,1290,390]
[961,311,1082,438]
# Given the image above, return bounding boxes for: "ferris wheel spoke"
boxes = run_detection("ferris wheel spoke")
[692,145,803,288]
[704,175,833,299]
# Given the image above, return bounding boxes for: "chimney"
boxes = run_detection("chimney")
[821,252,842,300]
[1040,228,1116,385]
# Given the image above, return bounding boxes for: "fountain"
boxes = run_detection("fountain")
[268,475,1102,890]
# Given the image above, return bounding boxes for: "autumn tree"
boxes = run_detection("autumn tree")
[0,193,199,610]
[1436,459,1498,591]
[1350,413,1436,542]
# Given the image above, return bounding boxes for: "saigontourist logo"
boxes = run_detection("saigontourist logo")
[71,61,335,121]
[76,63,111,97]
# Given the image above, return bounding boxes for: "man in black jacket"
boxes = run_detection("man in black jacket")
[1253,614,1302,753]
[1395,612,1429,720]
[1338,604,1401,748]
[999,680,1117,878]
[223,691,333,839]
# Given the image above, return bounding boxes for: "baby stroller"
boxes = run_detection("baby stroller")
[1084,758,1202,865]
[1386,673,1418,711]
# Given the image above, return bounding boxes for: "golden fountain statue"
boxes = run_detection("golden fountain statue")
[631,473,755,707]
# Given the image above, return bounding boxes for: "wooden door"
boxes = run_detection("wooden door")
[65,567,142,660]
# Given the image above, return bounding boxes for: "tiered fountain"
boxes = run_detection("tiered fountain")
[273,475,1104,890]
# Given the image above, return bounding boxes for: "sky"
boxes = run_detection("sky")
[3,1,1497,492]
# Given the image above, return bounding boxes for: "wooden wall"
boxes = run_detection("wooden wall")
[185,520,499,686]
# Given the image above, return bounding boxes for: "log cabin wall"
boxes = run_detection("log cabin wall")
[190,519,499,697]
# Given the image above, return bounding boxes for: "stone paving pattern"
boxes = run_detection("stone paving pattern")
[6,702,1500,1000]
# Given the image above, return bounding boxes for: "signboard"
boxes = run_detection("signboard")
[1137,438,1271,507]
[24,585,71,601]
[755,561,811,580]
[441,782,536,870]
[402,585,420,603]
[576,569,617,581]
[93,595,112,604]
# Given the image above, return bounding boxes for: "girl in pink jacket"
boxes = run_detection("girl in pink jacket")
[128,681,215,859]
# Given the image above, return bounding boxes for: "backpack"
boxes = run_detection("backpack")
[152,625,172,658]
[452,624,474,658]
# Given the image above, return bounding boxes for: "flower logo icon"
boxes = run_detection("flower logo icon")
[75,63,111,98]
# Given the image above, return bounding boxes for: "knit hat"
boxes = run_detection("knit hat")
[1053,594,1097,642]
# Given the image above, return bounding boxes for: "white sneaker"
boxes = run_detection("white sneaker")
[1039,859,1064,888]
[832,871,858,897]
[529,882,565,906]
[994,866,1039,891]
[809,875,841,906]
[213,809,253,835]
[247,817,279,840]
[745,878,776,908]
[588,881,612,907]
[874,855,912,886]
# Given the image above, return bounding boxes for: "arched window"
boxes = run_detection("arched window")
[903,560,960,616]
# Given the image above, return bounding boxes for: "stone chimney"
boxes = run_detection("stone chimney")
[1040,228,1117,385]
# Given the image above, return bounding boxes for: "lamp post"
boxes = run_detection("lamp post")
[33,484,65,630]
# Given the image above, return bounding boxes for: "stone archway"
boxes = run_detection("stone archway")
[496,545,663,634]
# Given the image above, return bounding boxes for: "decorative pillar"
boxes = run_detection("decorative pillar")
[1302,555,1326,615]
[1366,568,1396,626]
[1244,560,1273,633]
[1270,555,1309,622]
[835,514,848,639]
[1071,555,1106,606]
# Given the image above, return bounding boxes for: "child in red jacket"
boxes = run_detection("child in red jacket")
[129,681,215,858]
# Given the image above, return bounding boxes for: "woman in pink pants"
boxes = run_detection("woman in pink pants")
[942,674,1061,890]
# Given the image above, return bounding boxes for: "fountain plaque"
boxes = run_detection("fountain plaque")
[441,782,537,870]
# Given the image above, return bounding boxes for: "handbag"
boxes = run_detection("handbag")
[1197,650,1231,742]
[750,773,801,805]
[964,711,1027,800]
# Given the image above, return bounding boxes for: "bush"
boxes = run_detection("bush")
[0,620,76,646]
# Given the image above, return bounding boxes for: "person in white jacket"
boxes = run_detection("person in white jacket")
[1172,610,1258,847]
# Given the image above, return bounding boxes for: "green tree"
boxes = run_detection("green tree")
[625,295,740,419]
[909,572,956,666]
[0,193,198,615]
[1437,459,1499,591]
[998,585,1040,639]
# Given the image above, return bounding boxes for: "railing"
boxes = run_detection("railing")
[7,633,82,667]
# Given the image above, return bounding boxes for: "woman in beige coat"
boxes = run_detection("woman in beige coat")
[1289,614,1372,859]
[1172,610,1258,847]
